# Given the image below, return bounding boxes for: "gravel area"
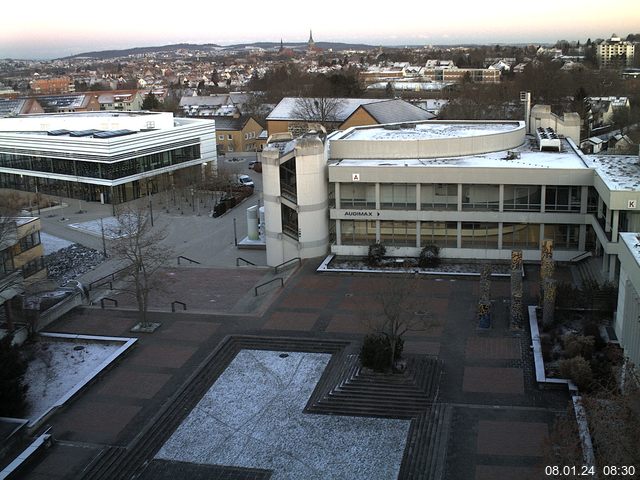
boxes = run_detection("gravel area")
[156,350,410,480]
[45,244,106,283]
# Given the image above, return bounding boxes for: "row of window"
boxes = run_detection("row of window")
[339,220,580,250]
[16,232,41,254]
[336,183,593,213]
[0,144,200,181]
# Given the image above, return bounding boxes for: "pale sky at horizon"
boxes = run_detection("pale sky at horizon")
[1,0,639,59]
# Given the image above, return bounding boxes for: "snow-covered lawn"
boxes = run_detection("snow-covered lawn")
[68,216,134,239]
[40,232,74,255]
[156,350,410,480]
[23,340,122,422]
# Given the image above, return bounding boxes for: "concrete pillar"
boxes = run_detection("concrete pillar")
[579,224,587,251]
[375,220,380,243]
[612,210,620,240]
[335,219,342,245]
[539,224,545,249]
[246,205,259,240]
[375,183,380,210]
[416,221,421,248]
[605,206,612,232]
[457,184,463,211]
[580,186,588,214]
[498,222,503,250]
[416,184,421,211]
[499,184,504,213]
[609,255,617,283]
[457,221,462,248]
[540,185,546,213]
[335,182,341,209]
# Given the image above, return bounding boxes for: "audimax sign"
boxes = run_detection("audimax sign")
[344,211,380,217]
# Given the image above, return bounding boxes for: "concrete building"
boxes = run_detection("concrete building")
[596,34,636,68]
[0,111,216,204]
[615,233,640,367]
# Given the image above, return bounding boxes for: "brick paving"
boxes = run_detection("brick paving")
[19,260,572,480]
[476,420,549,456]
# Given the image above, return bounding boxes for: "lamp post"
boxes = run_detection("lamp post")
[100,217,108,257]
[147,180,154,227]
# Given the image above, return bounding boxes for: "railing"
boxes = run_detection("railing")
[569,251,593,263]
[254,277,283,296]
[274,257,301,274]
[177,256,201,265]
[100,298,118,309]
[89,266,130,291]
[236,257,256,266]
[171,301,187,312]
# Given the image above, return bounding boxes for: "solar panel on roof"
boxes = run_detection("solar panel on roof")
[92,129,136,139]
[69,129,100,137]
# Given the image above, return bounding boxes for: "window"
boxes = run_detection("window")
[545,186,581,212]
[502,223,540,249]
[545,224,579,250]
[380,184,416,210]
[340,183,375,209]
[461,223,499,249]
[227,134,233,140]
[341,220,376,245]
[420,221,457,248]
[218,135,224,140]
[21,257,45,278]
[462,185,500,211]
[380,221,416,246]
[421,184,457,210]
[281,204,298,239]
[503,185,541,211]
[18,231,40,252]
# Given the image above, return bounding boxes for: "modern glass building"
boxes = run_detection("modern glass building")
[0,111,217,204]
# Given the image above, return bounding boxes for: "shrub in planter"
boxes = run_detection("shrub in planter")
[367,243,386,267]
[418,244,440,268]
[563,334,595,360]
[360,333,404,372]
[558,355,593,390]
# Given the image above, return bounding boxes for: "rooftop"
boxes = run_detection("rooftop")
[583,155,640,191]
[332,137,588,170]
[338,121,521,141]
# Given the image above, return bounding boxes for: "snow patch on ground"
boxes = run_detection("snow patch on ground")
[40,232,74,255]
[23,340,121,422]
[68,216,133,239]
[156,350,410,480]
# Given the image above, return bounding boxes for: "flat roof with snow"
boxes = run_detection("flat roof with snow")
[582,155,640,192]
[339,121,522,141]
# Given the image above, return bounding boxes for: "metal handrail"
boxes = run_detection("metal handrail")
[100,298,118,309]
[254,277,284,296]
[274,257,301,274]
[236,257,257,266]
[177,256,201,265]
[171,301,187,312]
[569,251,592,263]
[89,265,130,291]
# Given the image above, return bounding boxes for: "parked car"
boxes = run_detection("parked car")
[238,174,254,188]
[248,160,262,172]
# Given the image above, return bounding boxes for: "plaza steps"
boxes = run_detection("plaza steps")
[575,256,604,287]
[78,336,349,480]
[398,403,452,480]
[306,354,442,419]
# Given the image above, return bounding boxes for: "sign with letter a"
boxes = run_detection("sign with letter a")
[352,173,360,182]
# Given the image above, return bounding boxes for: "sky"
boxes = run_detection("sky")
[1,0,639,59]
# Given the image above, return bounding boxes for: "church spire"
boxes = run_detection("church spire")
[308,29,315,46]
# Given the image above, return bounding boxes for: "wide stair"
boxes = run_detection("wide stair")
[398,403,452,480]
[306,353,442,419]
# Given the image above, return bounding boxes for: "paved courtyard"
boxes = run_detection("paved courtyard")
[17,256,569,480]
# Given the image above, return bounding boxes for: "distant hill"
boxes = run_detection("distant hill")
[60,41,378,60]
[60,43,223,60]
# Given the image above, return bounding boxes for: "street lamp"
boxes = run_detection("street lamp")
[147,179,154,227]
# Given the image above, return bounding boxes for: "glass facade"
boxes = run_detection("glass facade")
[380,221,416,246]
[503,185,542,211]
[0,144,200,181]
[341,220,376,245]
[380,184,416,210]
[421,184,457,210]
[545,186,581,212]
[462,185,500,211]
[460,223,499,248]
[420,221,457,248]
[502,223,540,249]
[340,183,375,209]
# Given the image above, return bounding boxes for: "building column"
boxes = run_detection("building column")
[456,221,462,249]
[498,222,503,250]
[499,184,504,213]
[540,185,546,213]
[579,224,587,251]
[415,184,421,211]
[375,220,381,243]
[416,221,421,248]
[580,186,588,214]
[605,207,612,233]
[334,183,341,209]
[612,210,620,240]
[608,254,617,282]
[457,184,463,211]
[375,183,380,210]
[597,196,603,218]
[539,224,545,250]
[335,219,341,245]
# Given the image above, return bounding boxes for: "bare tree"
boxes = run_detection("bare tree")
[365,273,437,370]
[109,204,173,329]
[291,96,345,133]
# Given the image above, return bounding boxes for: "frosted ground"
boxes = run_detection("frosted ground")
[156,350,410,480]
[23,340,121,422]
[68,216,134,239]
[40,232,74,255]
